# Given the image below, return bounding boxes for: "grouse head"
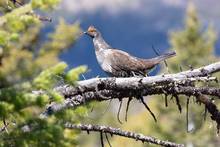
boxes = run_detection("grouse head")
[84,26,100,38]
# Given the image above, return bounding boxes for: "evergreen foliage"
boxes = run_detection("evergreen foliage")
[0,1,88,146]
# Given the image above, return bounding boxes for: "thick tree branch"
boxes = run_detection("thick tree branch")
[40,62,220,118]
[41,86,220,118]
[53,78,219,102]
[61,76,216,96]
[64,123,184,147]
[74,61,220,93]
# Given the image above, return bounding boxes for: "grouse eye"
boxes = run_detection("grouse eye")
[87,26,97,32]
[88,29,97,33]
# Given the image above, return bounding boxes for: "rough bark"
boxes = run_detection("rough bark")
[65,123,184,147]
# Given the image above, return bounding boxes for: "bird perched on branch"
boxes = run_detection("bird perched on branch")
[84,26,176,77]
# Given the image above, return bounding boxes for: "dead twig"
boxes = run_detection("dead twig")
[140,97,157,122]
[100,132,104,147]
[186,97,189,132]
[117,99,123,124]
[174,95,182,113]
[105,133,112,147]
[125,97,132,122]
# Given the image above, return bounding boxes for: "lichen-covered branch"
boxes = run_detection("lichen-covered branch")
[40,62,220,120]
[64,123,184,147]
[74,61,220,93]
[41,86,220,117]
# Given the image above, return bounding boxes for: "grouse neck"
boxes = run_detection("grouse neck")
[93,35,111,51]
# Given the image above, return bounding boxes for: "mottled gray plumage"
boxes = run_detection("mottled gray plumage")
[85,26,176,77]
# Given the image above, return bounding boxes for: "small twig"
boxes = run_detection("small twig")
[165,94,168,107]
[65,123,184,147]
[0,120,9,133]
[3,119,9,134]
[125,97,132,122]
[174,95,182,113]
[186,97,189,132]
[100,132,104,147]
[117,99,123,124]
[105,133,112,147]
[82,74,86,80]
[140,97,157,122]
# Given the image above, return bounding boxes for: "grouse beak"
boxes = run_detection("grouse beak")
[84,31,93,38]
[83,31,94,38]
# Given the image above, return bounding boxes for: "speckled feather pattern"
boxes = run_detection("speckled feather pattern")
[89,27,176,77]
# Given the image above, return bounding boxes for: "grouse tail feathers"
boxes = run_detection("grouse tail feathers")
[147,51,176,64]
